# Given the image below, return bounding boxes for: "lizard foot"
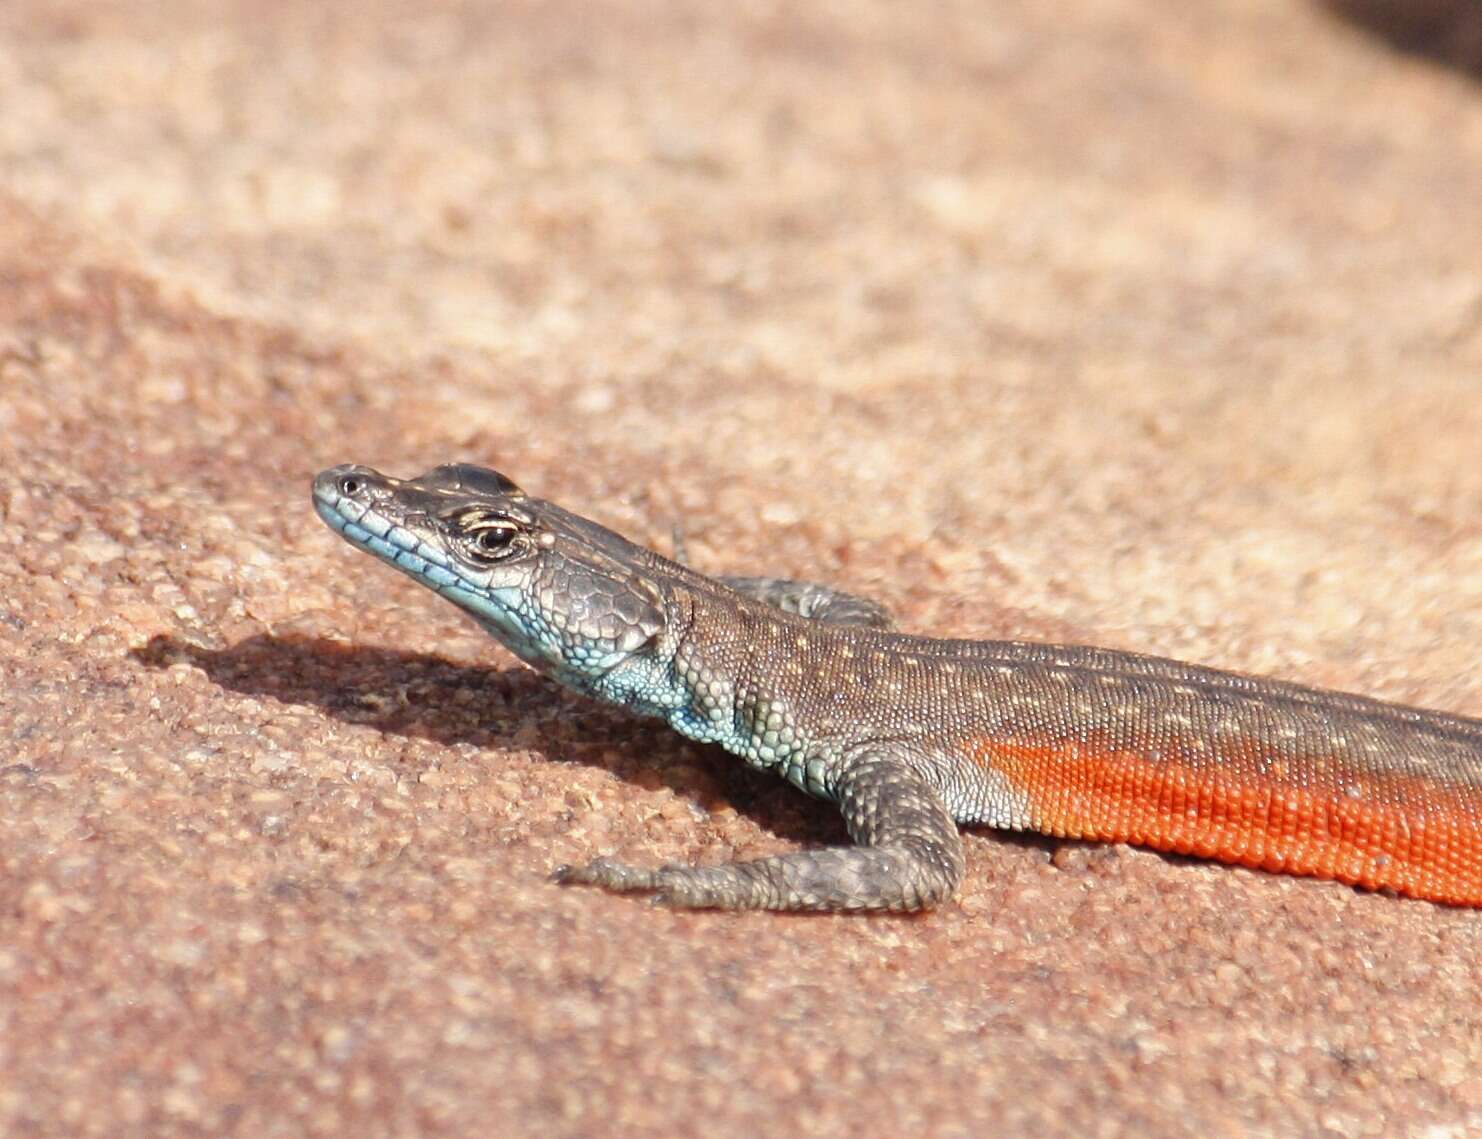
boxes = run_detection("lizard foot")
[550,756,968,910]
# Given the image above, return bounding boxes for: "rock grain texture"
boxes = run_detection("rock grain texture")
[3,2,1481,1136]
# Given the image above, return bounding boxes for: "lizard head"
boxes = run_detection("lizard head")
[312,463,666,686]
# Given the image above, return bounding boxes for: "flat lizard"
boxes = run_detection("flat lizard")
[312,462,1482,911]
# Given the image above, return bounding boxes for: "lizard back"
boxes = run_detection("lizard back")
[672,581,1482,905]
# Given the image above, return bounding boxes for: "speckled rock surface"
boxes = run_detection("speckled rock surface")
[3,2,1481,1136]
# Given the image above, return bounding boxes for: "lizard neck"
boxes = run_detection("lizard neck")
[600,583,835,796]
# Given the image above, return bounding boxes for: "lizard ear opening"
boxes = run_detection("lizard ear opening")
[612,575,667,652]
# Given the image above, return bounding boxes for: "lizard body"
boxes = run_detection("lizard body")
[312,463,1482,911]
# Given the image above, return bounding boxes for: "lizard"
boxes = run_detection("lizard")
[311,462,1482,912]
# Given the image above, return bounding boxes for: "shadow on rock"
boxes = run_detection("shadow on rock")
[1323,0,1482,76]
[129,632,834,837]
[132,632,569,750]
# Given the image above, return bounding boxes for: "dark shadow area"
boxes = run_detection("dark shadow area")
[1324,0,1482,76]
[130,632,850,847]
[135,631,565,750]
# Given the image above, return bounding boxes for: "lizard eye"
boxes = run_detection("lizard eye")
[458,514,525,563]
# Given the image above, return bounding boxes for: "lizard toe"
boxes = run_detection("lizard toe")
[552,857,661,893]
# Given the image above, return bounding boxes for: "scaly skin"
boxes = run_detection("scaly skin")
[311,463,1482,911]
